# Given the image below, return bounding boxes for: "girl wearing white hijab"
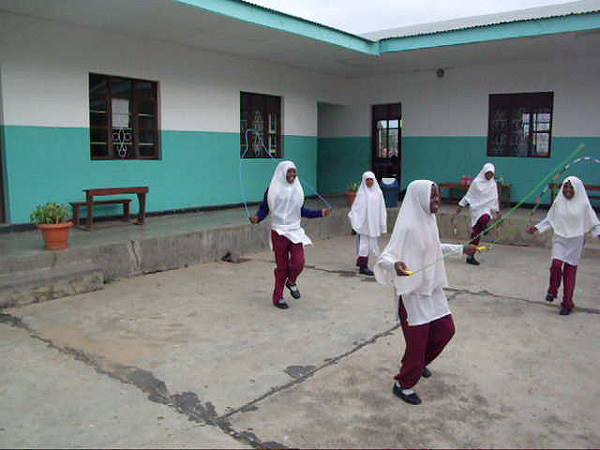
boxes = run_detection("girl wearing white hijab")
[250,161,330,309]
[527,176,600,315]
[348,171,387,276]
[455,163,501,265]
[374,180,477,405]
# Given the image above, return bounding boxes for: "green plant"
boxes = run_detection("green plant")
[30,202,70,224]
[347,182,360,193]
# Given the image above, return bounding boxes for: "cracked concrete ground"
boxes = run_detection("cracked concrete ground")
[1,235,599,448]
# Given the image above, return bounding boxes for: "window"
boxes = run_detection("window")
[89,73,159,160]
[487,92,553,157]
[240,92,281,158]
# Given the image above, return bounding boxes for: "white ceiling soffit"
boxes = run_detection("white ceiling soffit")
[0,0,599,78]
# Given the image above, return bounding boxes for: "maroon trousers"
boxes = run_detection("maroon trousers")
[470,213,491,246]
[395,297,455,389]
[548,258,578,311]
[271,230,305,304]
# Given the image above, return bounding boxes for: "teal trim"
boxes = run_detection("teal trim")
[2,126,317,224]
[172,1,599,55]
[381,13,600,52]
[173,0,377,54]
[401,136,600,204]
[317,137,370,194]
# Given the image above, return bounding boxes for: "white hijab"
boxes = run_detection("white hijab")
[348,171,387,237]
[546,176,600,238]
[463,163,499,211]
[267,160,305,232]
[374,180,448,296]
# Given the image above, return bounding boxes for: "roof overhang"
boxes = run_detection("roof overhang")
[1,0,599,78]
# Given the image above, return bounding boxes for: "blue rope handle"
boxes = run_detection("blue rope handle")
[239,128,332,218]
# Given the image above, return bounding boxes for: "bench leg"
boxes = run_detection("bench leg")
[72,206,79,227]
[123,202,130,222]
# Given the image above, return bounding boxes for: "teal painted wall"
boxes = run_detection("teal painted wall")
[316,135,600,204]
[317,137,370,194]
[2,125,316,224]
[402,137,600,205]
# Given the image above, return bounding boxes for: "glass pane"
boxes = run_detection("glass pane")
[110,77,132,98]
[377,129,387,158]
[251,109,265,157]
[89,74,108,95]
[113,141,133,159]
[533,111,551,132]
[533,133,549,156]
[138,100,155,116]
[112,128,133,159]
[388,120,398,129]
[135,80,155,98]
[91,143,108,158]
[112,98,130,129]
[139,144,155,158]
[508,108,528,157]
[139,130,155,146]
[377,120,387,131]
[90,128,107,143]
[90,112,107,128]
[138,115,155,129]
[388,129,398,157]
[90,97,107,113]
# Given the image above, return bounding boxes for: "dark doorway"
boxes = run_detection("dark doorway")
[371,103,401,185]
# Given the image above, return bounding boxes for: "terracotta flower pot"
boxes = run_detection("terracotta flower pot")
[345,191,357,208]
[37,222,73,250]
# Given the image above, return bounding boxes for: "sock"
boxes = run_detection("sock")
[395,381,414,395]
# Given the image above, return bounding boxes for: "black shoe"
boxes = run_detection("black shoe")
[422,367,432,378]
[285,281,301,299]
[274,300,289,309]
[359,265,374,276]
[559,307,571,315]
[466,255,480,266]
[545,294,555,302]
[392,384,422,405]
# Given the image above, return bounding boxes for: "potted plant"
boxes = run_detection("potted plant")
[30,202,73,250]
[345,182,360,207]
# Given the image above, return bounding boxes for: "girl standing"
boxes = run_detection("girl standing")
[455,163,501,265]
[375,180,477,405]
[250,161,330,309]
[348,171,387,276]
[527,176,600,315]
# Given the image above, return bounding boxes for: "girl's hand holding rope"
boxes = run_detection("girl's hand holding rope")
[322,209,331,217]
[249,215,259,224]
[526,226,538,234]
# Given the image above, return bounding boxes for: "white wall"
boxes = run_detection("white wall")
[325,58,600,138]
[0,11,350,136]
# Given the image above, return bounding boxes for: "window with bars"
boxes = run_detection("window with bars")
[240,92,282,158]
[487,92,553,158]
[89,73,160,160]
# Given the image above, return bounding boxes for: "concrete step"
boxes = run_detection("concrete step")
[0,260,104,309]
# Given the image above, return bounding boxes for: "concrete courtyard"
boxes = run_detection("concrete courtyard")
[1,233,599,448]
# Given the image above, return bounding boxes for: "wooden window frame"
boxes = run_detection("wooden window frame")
[240,92,282,158]
[89,73,160,160]
[487,92,553,158]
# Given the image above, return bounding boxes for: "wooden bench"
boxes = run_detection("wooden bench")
[73,186,149,229]
[70,199,132,227]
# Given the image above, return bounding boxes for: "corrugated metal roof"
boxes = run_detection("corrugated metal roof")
[361,0,600,41]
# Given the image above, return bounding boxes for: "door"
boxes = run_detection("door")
[371,103,401,185]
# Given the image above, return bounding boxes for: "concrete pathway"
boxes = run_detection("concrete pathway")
[1,235,599,448]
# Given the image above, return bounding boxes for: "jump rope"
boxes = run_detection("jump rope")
[239,128,332,218]
[239,136,592,276]
[403,143,588,276]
